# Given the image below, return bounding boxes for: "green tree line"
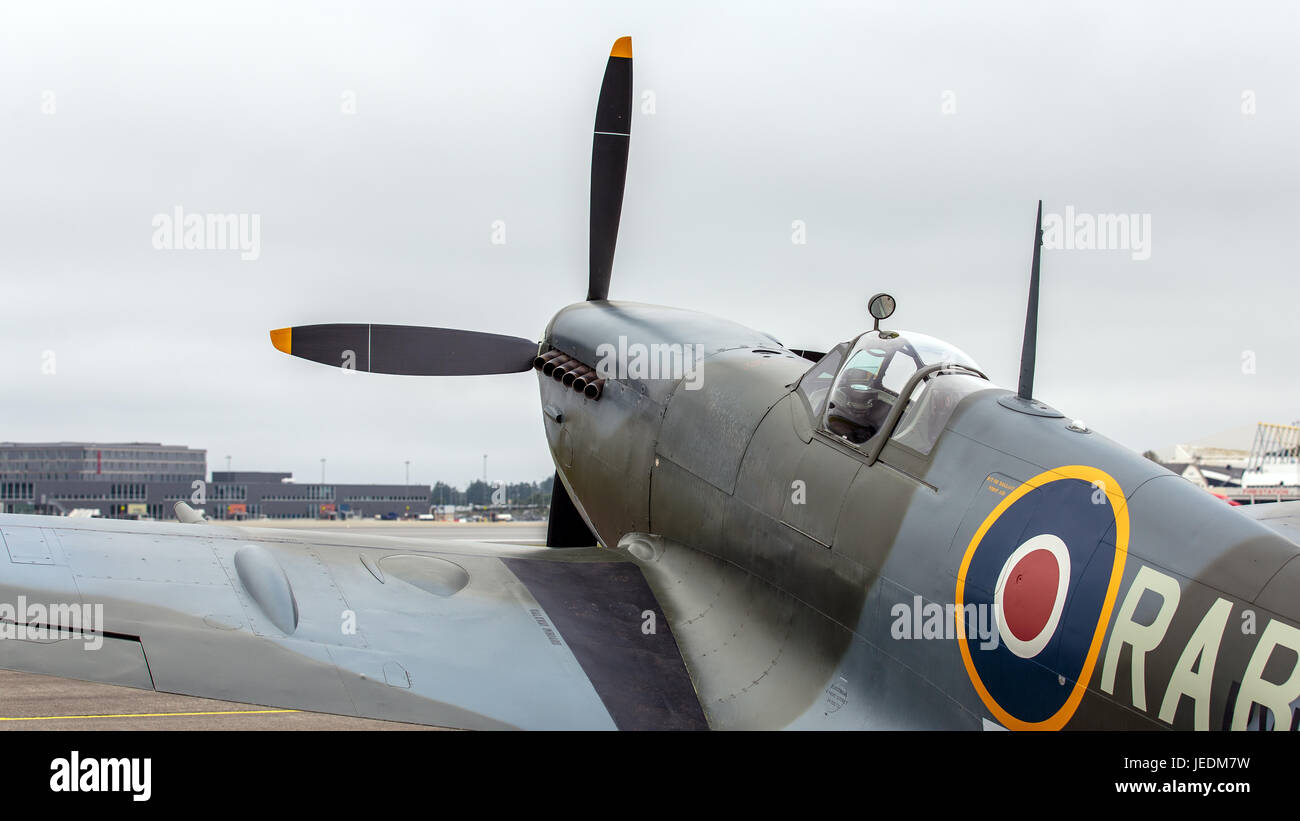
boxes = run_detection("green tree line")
[430,477,554,507]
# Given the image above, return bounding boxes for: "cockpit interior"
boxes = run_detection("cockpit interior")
[797,329,991,458]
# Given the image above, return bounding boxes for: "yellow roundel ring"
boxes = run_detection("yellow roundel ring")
[954,465,1129,731]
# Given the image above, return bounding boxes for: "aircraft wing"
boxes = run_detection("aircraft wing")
[0,514,708,730]
[1238,500,1300,546]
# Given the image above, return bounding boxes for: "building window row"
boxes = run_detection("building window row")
[343,495,430,502]
[259,487,335,502]
[0,482,34,500]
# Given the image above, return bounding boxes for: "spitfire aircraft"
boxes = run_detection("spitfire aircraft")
[2,37,1298,731]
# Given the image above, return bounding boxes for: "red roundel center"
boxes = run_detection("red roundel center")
[1002,549,1060,642]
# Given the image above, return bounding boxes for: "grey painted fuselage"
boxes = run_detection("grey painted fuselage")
[540,299,1300,730]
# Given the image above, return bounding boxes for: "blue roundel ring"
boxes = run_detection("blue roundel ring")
[955,465,1129,730]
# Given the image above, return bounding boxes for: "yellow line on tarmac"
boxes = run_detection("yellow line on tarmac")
[0,709,300,721]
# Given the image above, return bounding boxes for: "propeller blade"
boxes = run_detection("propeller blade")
[587,36,633,302]
[269,324,538,376]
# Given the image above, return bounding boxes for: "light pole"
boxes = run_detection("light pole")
[405,460,410,486]
[225,455,231,473]
[320,458,326,485]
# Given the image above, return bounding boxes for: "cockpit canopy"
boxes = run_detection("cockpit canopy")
[797,330,990,457]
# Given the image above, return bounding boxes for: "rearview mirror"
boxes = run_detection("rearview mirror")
[868,293,896,330]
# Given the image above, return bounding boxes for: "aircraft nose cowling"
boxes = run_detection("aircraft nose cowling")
[1122,475,1298,604]
[544,301,783,402]
[1256,554,1300,623]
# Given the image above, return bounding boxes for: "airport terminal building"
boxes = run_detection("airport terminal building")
[0,442,431,520]
[203,471,431,521]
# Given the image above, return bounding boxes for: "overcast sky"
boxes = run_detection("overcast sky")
[0,1,1296,487]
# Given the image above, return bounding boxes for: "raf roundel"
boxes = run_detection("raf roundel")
[955,465,1129,731]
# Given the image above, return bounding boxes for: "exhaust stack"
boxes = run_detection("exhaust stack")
[563,365,593,387]
[534,350,564,371]
[542,355,571,377]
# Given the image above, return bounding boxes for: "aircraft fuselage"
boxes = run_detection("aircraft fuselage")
[539,300,1300,730]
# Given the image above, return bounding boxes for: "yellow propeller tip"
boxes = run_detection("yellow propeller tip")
[269,327,292,354]
[610,36,631,59]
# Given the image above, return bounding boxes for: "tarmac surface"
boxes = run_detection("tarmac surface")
[0,670,440,730]
[0,520,549,730]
